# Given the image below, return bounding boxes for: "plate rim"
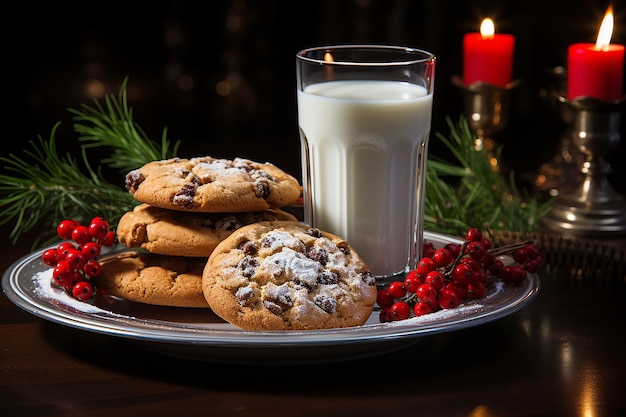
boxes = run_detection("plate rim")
[2,231,540,348]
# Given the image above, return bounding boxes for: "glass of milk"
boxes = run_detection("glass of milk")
[296,45,436,282]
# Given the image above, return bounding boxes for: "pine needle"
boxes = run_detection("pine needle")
[424,116,553,236]
[0,123,138,248]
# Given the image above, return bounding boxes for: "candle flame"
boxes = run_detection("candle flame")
[324,52,334,63]
[480,18,495,39]
[596,7,614,50]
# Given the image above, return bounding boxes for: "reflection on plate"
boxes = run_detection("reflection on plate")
[2,231,540,365]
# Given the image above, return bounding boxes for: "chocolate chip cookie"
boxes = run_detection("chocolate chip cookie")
[202,221,377,330]
[116,203,298,257]
[124,157,301,212]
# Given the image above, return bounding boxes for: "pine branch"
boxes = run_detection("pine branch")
[424,116,553,236]
[0,123,138,248]
[69,77,180,172]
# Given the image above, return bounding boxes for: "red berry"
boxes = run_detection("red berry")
[389,301,412,321]
[81,241,101,260]
[413,301,433,316]
[444,243,462,259]
[432,248,453,268]
[56,242,76,260]
[42,248,59,266]
[438,288,460,309]
[488,258,505,275]
[446,281,468,299]
[83,260,103,277]
[481,237,492,251]
[508,265,527,285]
[65,248,87,270]
[379,307,393,323]
[416,283,438,306]
[88,217,110,240]
[99,230,116,246]
[416,257,436,277]
[423,241,436,258]
[466,282,486,299]
[465,228,483,242]
[403,270,423,293]
[90,216,109,229]
[452,262,473,285]
[72,281,94,301]
[52,260,74,287]
[513,247,529,263]
[524,243,540,259]
[525,256,543,273]
[72,225,91,245]
[57,219,79,240]
[425,270,445,290]
[460,257,481,271]
[465,241,486,261]
[387,281,407,299]
[376,289,395,309]
[468,270,486,285]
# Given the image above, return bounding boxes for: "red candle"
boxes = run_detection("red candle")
[463,18,515,87]
[568,7,624,101]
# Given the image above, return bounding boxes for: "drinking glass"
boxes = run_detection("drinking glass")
[296,45,436,281]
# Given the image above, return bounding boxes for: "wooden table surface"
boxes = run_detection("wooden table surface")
[1,228,625,417]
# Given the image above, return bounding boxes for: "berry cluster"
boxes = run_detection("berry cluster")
[41,217,115,301]
[378,228,543,322]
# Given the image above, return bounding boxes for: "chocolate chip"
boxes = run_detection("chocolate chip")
[239,240,258,255]
[261,235,276,248]
[172,183,197,208]
[317,270,338,285]
[307,246,328,265]
[314,295,337,314]
[263,288,293,315]
[253,179,270,198]
[263,300,283,315]
[235,286,255,307]
[125,170,145,192]
[361,271,376,286]
[307,228,322,238]
[238,256,259,278]
[339,245,351,256]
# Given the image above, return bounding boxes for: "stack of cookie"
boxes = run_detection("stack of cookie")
[94,155,378,330]
[93,156,301,309]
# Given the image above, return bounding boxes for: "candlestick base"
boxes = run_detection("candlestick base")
[452,76,521,173]
[533,67,585,198]
[541,95,626,237]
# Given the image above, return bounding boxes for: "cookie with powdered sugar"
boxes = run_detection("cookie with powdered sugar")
[202,221,377,330]
[116,203,298,257]
[124,156,301,213]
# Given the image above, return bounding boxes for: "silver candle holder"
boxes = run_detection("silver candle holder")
[452,76,521,173]
[541,95,626,237]
[533,67,585,198]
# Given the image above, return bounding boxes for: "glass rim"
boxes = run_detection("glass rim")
[296,44,436,67]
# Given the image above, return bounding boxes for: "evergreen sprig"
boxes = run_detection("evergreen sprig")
[424,116,552,236]
[0,78,180,248]
[70,77,180,172]
[0,123,138,248]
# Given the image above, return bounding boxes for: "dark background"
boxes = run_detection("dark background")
[6,0,626,198]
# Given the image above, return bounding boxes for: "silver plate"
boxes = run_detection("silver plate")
[2,231,540,365]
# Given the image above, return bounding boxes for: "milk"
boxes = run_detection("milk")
[298,80,433,278]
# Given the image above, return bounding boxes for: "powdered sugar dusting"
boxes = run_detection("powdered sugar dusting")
[263,248,321,285]
[385,302,486,327]
[32,269,107,314]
